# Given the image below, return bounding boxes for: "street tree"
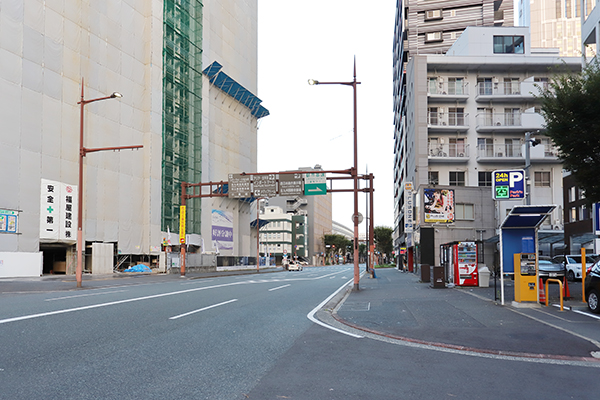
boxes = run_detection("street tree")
[373,226,393,256]
[538,62,600,202]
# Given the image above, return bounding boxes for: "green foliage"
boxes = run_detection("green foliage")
[323,234,352,253]
[539,62,600,202]
[373,226,393,255]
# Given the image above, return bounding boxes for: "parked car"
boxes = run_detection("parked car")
[288,262,303,272]
[552,255,596,281]
[537,259,565,281]
[584,261,600,313]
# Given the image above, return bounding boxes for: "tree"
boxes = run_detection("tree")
[539,62,600,202]
[373,226,393,256]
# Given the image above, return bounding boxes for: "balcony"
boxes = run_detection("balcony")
[475,81,546,103]
[475,111,545,133]
[428,81,469,102]
[476,144,559,163]
[428,112,469,133]
[428,143,470,163]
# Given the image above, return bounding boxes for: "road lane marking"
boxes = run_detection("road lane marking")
[572,308,600,320]
[45,290,128,301]
[180,279,214,285]
[307,276,364,339]
[268,284,290,291]
[0,270,354,325]
[169,299,238,320]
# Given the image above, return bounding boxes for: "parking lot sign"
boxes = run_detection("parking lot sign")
[493,170,525,200]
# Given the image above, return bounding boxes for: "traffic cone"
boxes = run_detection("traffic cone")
[539,278,546,303]
[563,276,570,298]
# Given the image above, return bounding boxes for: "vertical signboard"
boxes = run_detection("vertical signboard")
[404,182,413,233]
[179,205,186,244]
[212,209,234,252]
[40,179,77,242]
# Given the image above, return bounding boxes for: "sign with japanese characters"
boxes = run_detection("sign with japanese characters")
[40,179,77,242]
[212,209,234,251]
[0,209,18,234]
[304,172,327,196]
[228,174,251,198]
[493,170,525,200]
[252,174,277,197]
[278,173,303,196]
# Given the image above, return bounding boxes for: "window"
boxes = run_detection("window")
[428,107,439,125]
[449,171,465,186]
[477,107,493,126]
[456,204,474,220]
[448,138,465,157]
[493,36,525,54]
[505,138,521,157]
[425,9,442,20]
[478,171,492,187]
[428,171,439,185]
[569,186,576,202]
[425,31,442,42]
[477,138,493,157]
[503,78,520,94]
[448,107,464,126]
[477,78,493,95]
[428,77,438,94]
[448,77,464,95]
[504,108,520,126]
[580,204,589,220]
[571,207,577,222]
[534,77,550,91]
[534,171,551,187]
[578,187,586,200]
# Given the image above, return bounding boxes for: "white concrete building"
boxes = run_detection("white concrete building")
[402,26,580,267]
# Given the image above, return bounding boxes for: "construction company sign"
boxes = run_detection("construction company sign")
[40,179,77,242]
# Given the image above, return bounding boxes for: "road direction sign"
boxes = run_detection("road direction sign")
[228,174,251,198]
[253,174,277,197]
[493,170,525,200]
[278,173,303,196]
[304,173,327,196]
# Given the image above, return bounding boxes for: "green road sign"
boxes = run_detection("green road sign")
[304,173,327,196]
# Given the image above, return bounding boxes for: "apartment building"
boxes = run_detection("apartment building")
[393,0,514,264]
[402,26,580,268]
[258,206,308,261]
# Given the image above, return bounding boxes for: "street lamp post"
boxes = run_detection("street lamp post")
[309,59,361,290]
[77,78,141,288]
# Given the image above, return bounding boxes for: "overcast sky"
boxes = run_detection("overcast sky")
[257,0,396,229]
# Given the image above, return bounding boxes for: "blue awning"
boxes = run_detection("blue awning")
[202,61,270,119]
[501,205,556,229]
[250,219,270,229]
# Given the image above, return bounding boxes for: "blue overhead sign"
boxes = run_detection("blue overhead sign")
[493,170,525,200]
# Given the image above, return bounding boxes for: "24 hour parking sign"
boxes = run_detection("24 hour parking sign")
[493,170,525,200]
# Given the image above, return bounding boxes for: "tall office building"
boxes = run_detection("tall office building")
[0,1,267,277]
[393,0,514,264]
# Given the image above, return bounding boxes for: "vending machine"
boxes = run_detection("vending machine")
[454,241,478,286]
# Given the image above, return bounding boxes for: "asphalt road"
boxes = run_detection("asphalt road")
[1,265,599,399]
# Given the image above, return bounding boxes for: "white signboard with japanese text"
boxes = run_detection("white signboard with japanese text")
[40,179,77,242]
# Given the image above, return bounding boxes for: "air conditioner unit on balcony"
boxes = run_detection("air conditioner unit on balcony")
[493,77,499,84]
[458,152,465,157]
[439,76,444,83]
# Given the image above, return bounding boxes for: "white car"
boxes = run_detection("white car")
[552,255,596,281]
[288,262,303,271]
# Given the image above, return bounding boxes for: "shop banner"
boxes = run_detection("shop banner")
[424,188,454,223]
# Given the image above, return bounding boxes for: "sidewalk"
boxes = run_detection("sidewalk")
[334,267,600,360]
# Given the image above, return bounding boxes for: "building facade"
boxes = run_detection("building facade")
[401,26,580,269]
[0,1,267,277]
[258,206,307,260]
[393,0,515,266]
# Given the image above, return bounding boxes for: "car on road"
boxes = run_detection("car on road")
[584,260,600,313]
[552,255,596,281]
[288,262,303,271]
[537,259,565,281]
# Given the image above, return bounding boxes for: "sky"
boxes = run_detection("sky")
[257,0,397,229]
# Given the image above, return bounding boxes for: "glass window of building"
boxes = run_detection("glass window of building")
[493,36,524,54]
[448,77,464,95]
[449,171,465,186]
[478,171,492,187]
[534,171,551,187]
[428,171,439,185]
[456,204,474,220]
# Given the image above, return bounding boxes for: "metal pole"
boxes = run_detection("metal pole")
[257,198,260,272]
[525,131,531,205]
[352,59,360,290]
[369,174,375,278]
[365,166,369,272]
[77,79,85,288]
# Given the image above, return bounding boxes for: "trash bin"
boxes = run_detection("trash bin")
[478,266,490,288]
[430,265,445,288]
[420,264,430,283]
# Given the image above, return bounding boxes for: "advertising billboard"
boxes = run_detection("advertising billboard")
[424,189,455,223]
